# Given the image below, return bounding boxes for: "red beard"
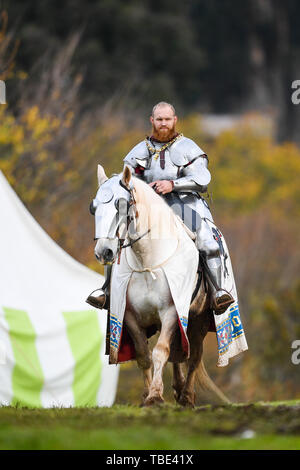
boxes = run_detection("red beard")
[151,124,177,142]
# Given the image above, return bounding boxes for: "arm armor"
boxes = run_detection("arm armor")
[173,155,211,193]
[122,162,145,181]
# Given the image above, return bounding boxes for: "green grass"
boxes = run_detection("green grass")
[0,401,299,450]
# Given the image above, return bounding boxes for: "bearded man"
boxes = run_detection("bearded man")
[87,102,234,314]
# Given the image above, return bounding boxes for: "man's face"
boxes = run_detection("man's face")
[150,105,177,141]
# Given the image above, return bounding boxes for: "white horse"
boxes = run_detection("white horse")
[92,164,229,406]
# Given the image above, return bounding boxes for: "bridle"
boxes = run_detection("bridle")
[116,180,150,257]
[92,178,150,262]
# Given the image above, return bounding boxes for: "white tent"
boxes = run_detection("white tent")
[0,171,119,407]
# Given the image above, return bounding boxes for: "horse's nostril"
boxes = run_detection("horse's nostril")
[95,253,100,261]
[103,248,113,261]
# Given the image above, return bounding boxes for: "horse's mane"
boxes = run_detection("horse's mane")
[131,176,180,240]
[132,176,168,205]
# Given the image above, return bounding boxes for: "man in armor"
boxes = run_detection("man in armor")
[87,102,234,314]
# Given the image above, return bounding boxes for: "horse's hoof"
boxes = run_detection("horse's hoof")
[173,390,182,405]
[178,394,195,408]
[144,395,164,407]
[179,400,195,408]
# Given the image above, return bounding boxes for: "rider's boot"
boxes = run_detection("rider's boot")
[195,224,234,315]
[203,254,234,314]
[86,265,112,310]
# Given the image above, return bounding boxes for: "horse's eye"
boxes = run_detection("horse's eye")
[115,198,129,215]
[89,200,97,216]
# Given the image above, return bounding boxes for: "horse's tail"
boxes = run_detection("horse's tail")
[195,359,231,405]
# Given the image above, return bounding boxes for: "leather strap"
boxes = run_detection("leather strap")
[191,255,203,303]
[160,149,166,169]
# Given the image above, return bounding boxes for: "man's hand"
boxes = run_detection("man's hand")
[149,180,174,195]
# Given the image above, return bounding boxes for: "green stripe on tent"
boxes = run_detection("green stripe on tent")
[63,310,102,406]
[3,307,44,407]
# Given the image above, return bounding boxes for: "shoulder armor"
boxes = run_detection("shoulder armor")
[123,141,150,168]
[169,136,205,166]
[183,156,211,186]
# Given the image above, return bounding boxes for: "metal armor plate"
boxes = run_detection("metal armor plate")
[168,136,205,166]
[123,135,205,169]
[123,141,150,169]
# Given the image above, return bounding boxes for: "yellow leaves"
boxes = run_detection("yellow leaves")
[0,108,24,179]
[0,104,71,206]
[22,105,39,128]
[63,111,74,128]
[37,151,47,163]
[22,106,62,132]
[25,187,41,204]
[21,106,62,147]
[198,117,300,216]
[64,169,79,184]
[16,70,28,80]
[0,106,15,137]
[13,125,24,144]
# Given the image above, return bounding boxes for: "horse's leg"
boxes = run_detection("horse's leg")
[179,310,230,407]
[144,306,178,406]
[178,313,210,407]
[179,340,204,407]
[172,363,186,404]
[124,309,152,405]
[141,369,153,404]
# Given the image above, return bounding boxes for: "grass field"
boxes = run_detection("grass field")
[0,401,299,450]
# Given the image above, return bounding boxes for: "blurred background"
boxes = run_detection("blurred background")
[0,0,299,404]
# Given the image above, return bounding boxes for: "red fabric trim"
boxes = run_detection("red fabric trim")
[117,326,136,363]
[115,315,192,363]
[134,165,145,175]
[177,317,190,358]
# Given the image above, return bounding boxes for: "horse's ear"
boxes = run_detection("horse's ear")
[122,165,132,188]
[97,164,108,186]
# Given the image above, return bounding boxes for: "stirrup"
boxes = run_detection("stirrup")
[86,288,109,310]
[212,289,234,315]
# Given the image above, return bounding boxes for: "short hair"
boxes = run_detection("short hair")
[151,102,176,117]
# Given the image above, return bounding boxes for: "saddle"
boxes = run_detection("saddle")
[175,214,196,240]
[191,254,204,304]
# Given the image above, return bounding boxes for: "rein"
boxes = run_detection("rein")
[116,180,151,261]
[117,228,151,264]
[121,229,151,249]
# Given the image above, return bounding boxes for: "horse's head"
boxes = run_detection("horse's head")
[90,165,135,265]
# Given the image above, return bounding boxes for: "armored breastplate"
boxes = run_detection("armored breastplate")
[143,147,179,183]
[123,135,206,182]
